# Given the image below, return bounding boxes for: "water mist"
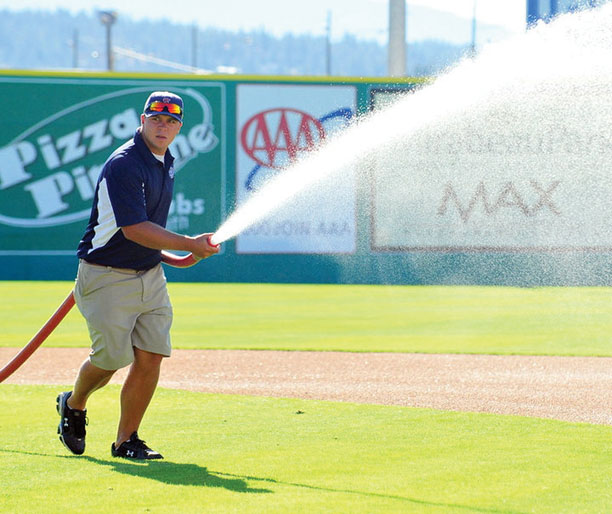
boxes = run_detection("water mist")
[211,4,612,269]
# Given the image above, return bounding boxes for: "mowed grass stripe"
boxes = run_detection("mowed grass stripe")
[1,386,612,513]
[1,281,611,355]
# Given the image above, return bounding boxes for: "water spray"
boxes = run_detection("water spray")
[213,3,612,255]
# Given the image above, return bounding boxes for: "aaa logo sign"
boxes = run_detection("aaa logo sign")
[240,108,325,170]
[235,83,357,254]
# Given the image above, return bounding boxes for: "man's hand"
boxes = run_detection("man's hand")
[187,233,220,260]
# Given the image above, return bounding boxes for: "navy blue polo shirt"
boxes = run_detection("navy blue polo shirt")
[77,128,175,270]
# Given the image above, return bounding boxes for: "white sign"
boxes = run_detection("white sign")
[370,87,612,251]
[236,84,357,254]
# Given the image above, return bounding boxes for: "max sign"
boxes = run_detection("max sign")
[0,86,217,228]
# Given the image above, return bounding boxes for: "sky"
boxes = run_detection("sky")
[0,0,527,44]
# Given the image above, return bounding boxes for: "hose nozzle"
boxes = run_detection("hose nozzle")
[207,234,220,248]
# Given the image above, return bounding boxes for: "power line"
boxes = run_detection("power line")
[113,46,213,74]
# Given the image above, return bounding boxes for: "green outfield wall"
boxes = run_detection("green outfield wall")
[0,70,609,285]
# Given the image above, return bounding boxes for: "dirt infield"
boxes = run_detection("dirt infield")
[2,347,612,426]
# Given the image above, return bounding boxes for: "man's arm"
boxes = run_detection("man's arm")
[122,221,219,259]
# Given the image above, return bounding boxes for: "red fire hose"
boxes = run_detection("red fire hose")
[0,250,204,383]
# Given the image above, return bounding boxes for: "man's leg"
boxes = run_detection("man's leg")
[68,359,116,410]
[57,358,115,455]
[115,347,163,446]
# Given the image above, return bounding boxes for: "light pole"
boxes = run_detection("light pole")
[99,10,117,71]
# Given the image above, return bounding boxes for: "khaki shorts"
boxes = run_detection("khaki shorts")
[74,260,173,370]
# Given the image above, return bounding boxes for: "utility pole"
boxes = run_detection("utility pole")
[388,0,406,77]
[99,11,117,71]
[470,0,477,57]
[326,10,332,75]
[192,23,198,69]
[71,28,79,68]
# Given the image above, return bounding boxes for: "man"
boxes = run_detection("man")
[56,91,219,460]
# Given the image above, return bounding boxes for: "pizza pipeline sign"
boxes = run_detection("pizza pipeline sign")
[0,80,224,252]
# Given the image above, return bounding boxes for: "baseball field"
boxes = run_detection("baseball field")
[1,281,612,512]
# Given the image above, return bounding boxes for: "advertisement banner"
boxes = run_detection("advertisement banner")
[370,88,612,252]
[0,78,225,254]
[236,83,357,254]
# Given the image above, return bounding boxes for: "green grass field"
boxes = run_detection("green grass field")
[1,281,612,512]
[2,386,612,513]
[1,281,611,355]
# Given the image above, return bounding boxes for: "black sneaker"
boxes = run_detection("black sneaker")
[56,391,87,455]
[111,431,163,460]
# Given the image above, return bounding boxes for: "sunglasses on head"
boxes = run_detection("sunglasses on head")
[147,101,183,115]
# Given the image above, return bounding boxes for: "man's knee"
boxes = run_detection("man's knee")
[133,347,164,368]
